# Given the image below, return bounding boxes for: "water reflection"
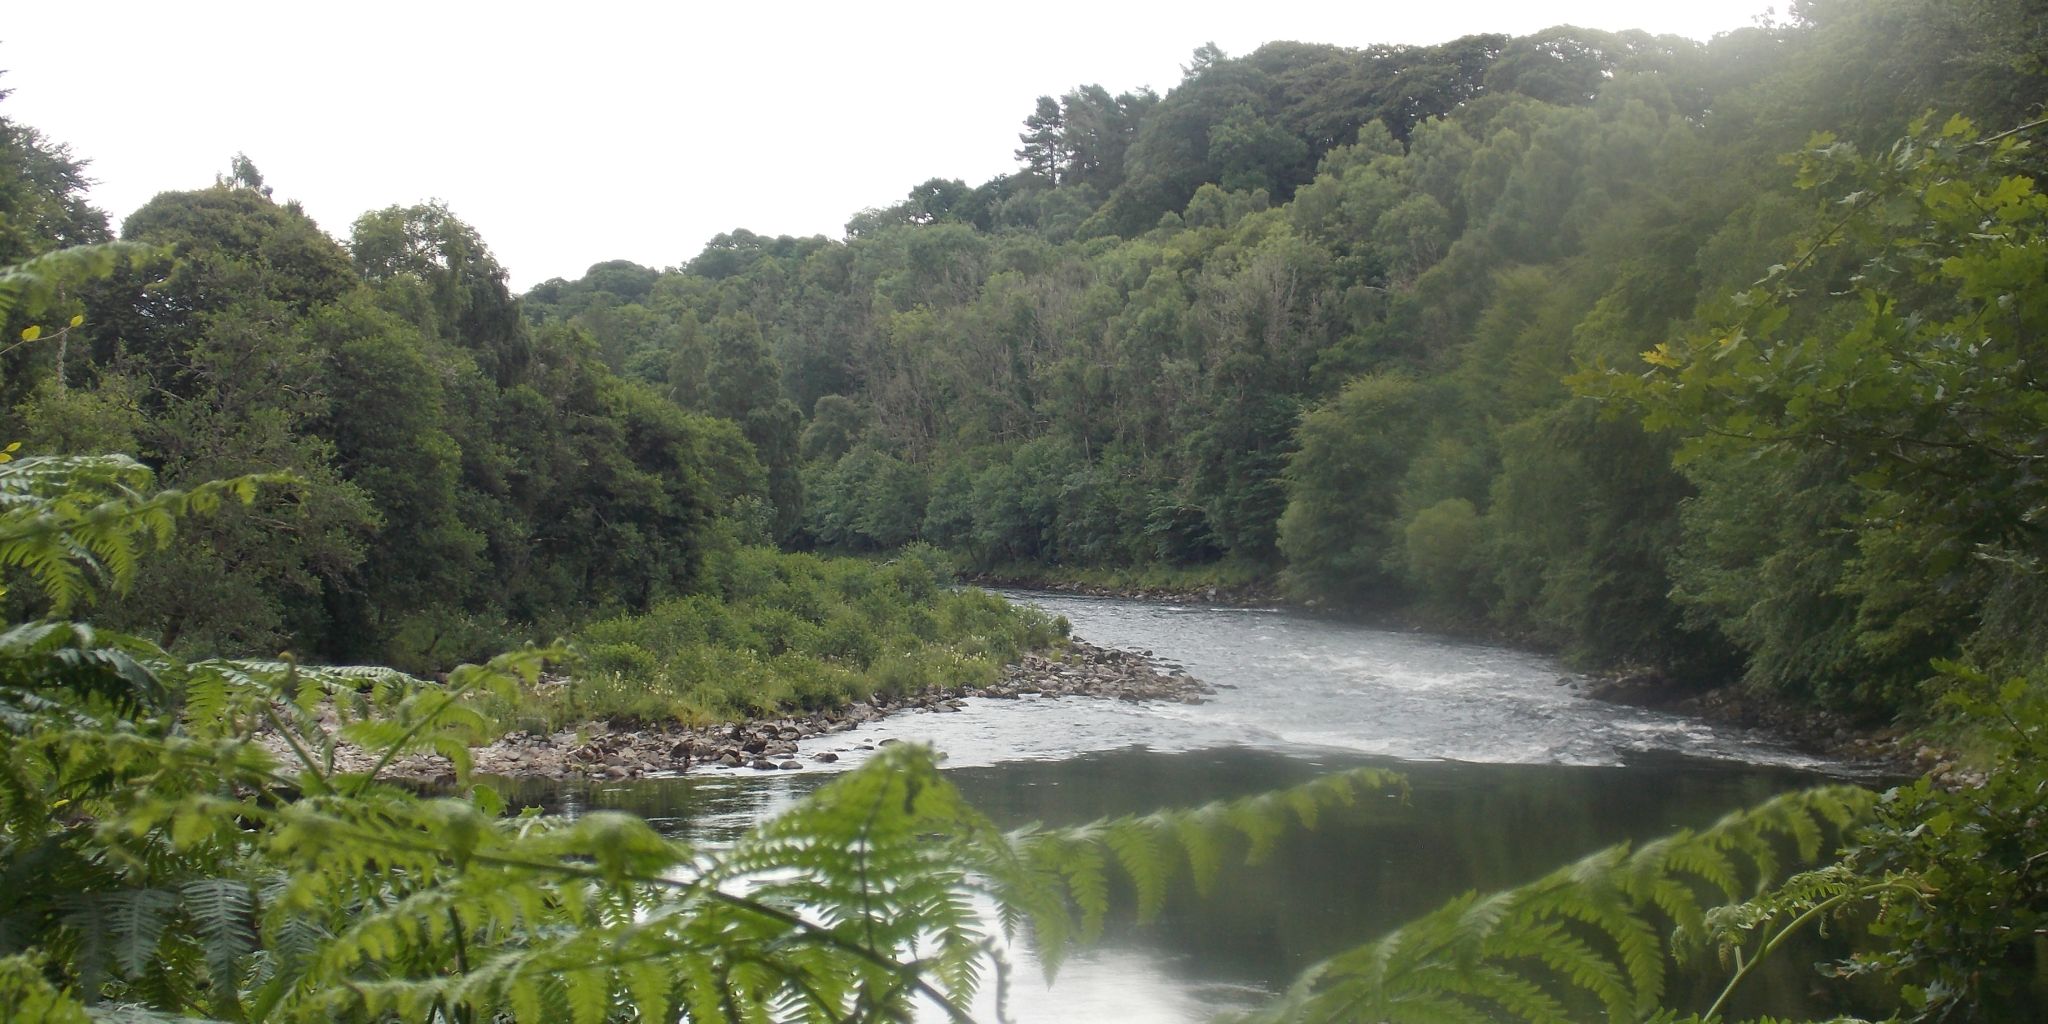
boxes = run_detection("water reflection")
[493,746,1855,1021]
[487,592,1876,1021]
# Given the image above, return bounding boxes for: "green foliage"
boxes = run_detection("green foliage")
[7,449,2047,1024]
[0,173,769,666]
[567,12,2024,705]
[973,556,1271,597]
[0,457,1389,1021]
[6,9,2044,718]
[0,454,280,613]
[9,35,2048,1024]
[0,120,107,261]
[802,444,927,552]
[546,546,1064,724]
[1586,115,2048,701]
[1401,497,1490,618]
[1821,661,2048,1019]
[1278,374,1430,604]
[0,243,146,323]
[1241,786,1876,1024]
[1608,116,2048,561]
[1653,659,2048,1024]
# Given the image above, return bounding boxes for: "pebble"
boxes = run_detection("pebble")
[252,638,1215,784]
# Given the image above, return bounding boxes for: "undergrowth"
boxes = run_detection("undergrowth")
[529,544,1068,728]
[969,556,1275,597]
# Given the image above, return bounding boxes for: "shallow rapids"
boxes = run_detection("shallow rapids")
[502,590,1864,1023]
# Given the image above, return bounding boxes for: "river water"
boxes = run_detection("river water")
[505,591,1878,1022]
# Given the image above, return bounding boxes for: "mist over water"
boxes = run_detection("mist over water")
[507,591,1863,1023]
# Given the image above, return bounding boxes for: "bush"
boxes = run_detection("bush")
[1401,497,1491,620]
[533,545,1062,726]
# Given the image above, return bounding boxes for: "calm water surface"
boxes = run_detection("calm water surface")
[503,591,1879,1022]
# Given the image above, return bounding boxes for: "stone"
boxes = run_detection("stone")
[813,752,839,763]
[778,760,802,770]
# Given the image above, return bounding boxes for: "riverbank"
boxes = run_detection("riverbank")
[267,638,1213,784]
[985,576,1941,780]
[961,564,1280,606]
[1581,671,1951,782]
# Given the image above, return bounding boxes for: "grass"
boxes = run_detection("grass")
[970,557,1275,597]
[501,544,1068,730]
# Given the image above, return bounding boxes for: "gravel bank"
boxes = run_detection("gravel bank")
[266,638,1212,784]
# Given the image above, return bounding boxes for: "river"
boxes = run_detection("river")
[503,591,1876,1022]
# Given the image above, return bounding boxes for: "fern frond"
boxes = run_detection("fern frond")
[0,621,168,721]
[0,244,156,321]
[177,878,256,1000]
[0,456,286,612]
[1104,818,1172,920]
[994,762,1407,985]
[1252,785,1876,1024]
[59,889,179,985]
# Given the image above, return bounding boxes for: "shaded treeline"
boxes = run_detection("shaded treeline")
[5,0,2043,718]
[3,149,771,669]
[524,1,2045,716]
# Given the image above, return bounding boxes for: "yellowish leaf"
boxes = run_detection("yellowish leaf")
[19,325,40,342]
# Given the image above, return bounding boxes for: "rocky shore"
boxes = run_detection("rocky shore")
[1580,670,1956,783]
[267,639,1212,784]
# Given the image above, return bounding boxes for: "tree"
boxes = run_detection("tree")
[1209,104,1312,194]
[1050,85,1158,194]
[0,88,110,267]
[1588,116,2048,688]
[351,202,530,387]
[800,393,867,462]
[91,187,381,655]
[218,151,272,196]
[1016,96,1070,185]
[708,313,805,540]
[1278,374,1430,602]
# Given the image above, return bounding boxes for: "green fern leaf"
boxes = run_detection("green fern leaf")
[1104,818,1171,921]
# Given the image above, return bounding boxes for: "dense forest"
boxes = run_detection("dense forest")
[519,0,2045,721]
[6,0,2048,1020]
[4,0,2042,723]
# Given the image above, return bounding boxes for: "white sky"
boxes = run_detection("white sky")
[5,1,1774,290]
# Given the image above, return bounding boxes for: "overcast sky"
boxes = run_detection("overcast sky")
[6,1,1774,290]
